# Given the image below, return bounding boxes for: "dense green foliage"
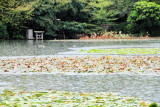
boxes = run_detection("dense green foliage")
[0,0,160,39]
[0,0,34,39]
[127,1,160,36]
[0,22,8,39]
[30,0,59,38]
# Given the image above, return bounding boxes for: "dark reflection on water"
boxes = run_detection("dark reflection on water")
[0,40,160,56]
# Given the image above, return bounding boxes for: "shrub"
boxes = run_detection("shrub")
[148,103,158,107]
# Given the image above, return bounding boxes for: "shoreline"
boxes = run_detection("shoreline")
[50,38,160,41]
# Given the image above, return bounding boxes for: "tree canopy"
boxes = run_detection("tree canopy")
[0,0,160,39]
[0,0,34,39]
[127,1,160,36]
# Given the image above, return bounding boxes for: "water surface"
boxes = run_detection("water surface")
[0,39,160,56]
[0,39,160,104]
[0,73,160,104]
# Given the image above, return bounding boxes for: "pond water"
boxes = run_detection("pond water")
[0,39,160,56]
[0,39,160,104]
[0,73,160,104]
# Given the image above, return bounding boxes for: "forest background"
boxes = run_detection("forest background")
[0,0,160,39]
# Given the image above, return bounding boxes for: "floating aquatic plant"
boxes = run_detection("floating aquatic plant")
[80,48,160,54]
[0,90,154,107]
[0,56,159,74]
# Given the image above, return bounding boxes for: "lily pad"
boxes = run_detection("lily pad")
[0,90,154,107]
[80,48,160,54]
